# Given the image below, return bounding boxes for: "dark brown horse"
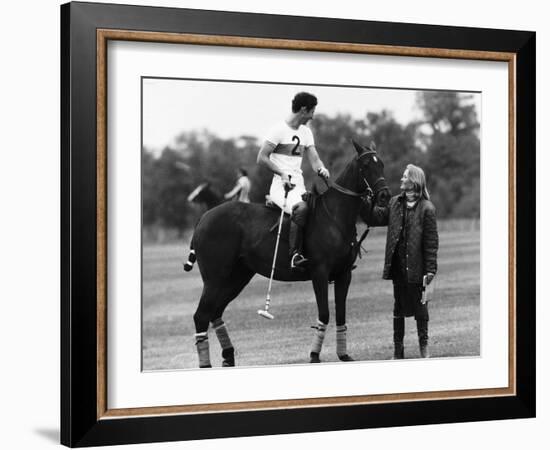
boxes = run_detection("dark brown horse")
[187,182,223,210]
[184,140,390,367]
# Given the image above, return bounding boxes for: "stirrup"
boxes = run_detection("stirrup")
[291,252,308,268]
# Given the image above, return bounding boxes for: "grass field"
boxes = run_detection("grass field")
[142,225,480,370]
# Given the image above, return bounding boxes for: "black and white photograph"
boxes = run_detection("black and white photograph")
[1,0,541,448]
[141,78,481,370]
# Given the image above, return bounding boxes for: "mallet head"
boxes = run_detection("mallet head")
[257,309,274,320]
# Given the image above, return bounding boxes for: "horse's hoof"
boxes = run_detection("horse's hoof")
[338,354,354,362]
[310,352,321,363]
[199,364,212,368]
[222,358,235,367]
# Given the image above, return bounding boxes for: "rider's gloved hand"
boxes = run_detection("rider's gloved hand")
[281,172,294,189]
[317,167,330,180]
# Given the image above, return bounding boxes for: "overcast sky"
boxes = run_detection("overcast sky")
[143,78,480,153]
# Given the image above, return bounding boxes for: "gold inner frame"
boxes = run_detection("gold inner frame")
[96,29,517,420]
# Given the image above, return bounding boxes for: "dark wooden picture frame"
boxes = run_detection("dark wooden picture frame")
[61,1,535,447]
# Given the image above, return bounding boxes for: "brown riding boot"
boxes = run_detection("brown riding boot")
[289,221,308,268]
[394,342,404,359]
[393,317,405,359]
[420,344,429,359]
[417,319,429,358]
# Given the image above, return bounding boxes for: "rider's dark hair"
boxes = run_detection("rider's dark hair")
[292,92,318,113]
[239,167,248,177]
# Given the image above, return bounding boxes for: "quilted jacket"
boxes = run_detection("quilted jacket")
[369,193,439,284]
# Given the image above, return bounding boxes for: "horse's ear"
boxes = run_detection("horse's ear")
[369,141,377,152]
[352,139,366,155]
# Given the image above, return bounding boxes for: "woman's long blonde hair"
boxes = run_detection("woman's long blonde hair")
[406,164,430,200]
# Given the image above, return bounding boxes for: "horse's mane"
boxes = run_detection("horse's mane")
[316,154,361,197]
[334,156,360,186]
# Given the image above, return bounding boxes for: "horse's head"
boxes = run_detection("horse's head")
[187,182,223,209]
[352,140,391,207]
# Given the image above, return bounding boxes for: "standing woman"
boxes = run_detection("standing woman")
[369,164,439,359]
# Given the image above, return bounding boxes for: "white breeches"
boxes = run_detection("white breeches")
[269,175,306,214]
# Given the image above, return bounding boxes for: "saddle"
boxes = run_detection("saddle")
[264,195,288,214]
[263,188,370,279]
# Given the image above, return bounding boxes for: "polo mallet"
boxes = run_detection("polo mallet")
[258,176,293,320]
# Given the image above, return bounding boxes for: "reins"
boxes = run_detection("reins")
[325,176,387,202]
[324,178,369,198]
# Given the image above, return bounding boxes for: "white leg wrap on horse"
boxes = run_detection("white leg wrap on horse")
[311,320,328,354]
[336,324,348,357]
[195,332,211,367]
[212,319,233,351]
[183,249,196,271]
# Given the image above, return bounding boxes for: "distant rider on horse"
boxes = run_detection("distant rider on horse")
[224,167,251,203]
[257,92,330,269]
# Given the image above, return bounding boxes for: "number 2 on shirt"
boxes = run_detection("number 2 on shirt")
[291,135,301,156]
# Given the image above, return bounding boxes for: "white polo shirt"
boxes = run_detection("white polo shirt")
[264,121,315,212]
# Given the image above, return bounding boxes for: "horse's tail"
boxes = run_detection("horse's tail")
[183,238,197,272]
[184,213,207,272]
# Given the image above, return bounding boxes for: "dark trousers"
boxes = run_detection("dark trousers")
[291,200,308,227]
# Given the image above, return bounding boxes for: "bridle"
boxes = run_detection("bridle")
[323,150,388,204]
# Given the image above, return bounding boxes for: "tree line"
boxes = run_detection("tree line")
[143,91,480,234]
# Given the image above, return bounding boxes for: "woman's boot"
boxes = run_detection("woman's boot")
[417,319,429,358]
[393,317,405,359]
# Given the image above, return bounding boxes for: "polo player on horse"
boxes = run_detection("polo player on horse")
[257,92,330,269]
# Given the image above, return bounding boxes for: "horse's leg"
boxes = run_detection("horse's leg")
[211,265,254,367]
[309,267,330,363]
[334,270,354,362]
[193,283,222,368]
